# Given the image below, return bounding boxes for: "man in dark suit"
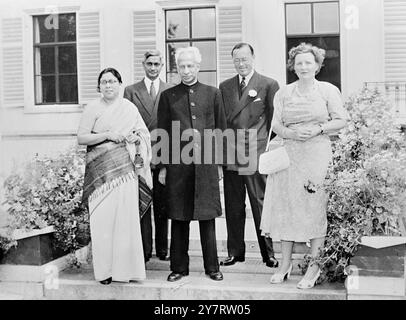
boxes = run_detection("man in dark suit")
[157,46,226,282]
[124,50,172,262]
[219,42,280,268]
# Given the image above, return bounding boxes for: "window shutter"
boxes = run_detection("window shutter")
[77,11,101,105]
[384,0,406,81]
[218,6,242,83]
[1,17,24,107]
[133,11,156,82]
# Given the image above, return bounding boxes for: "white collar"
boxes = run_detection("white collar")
[144,77,160,93]
[239,70,254,85]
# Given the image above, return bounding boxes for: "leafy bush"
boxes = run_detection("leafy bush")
[300,88,406,283]
[2,147,90,260]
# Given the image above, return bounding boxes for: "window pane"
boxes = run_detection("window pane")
[198,71,216,87]
[166,10,189,39]
[167,72,180,85]
[34,15,55,43]
[192,8,215,38]
[35,47,55,74]
[286,36,341,90]
[167,42,189,72]
[286,4,312,35]
[58,13,76,42]
[59,75,78,103]
[58,45,77,73]
[192,41,216,70]
[313,2,339,34]
[36,75,56,103]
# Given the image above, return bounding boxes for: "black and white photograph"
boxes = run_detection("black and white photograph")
[0,0,406,307]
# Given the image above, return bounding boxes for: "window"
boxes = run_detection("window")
[33,13,78,105]
[165,7,217,86]
[285,2,341,89]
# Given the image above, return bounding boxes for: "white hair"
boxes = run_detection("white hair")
[175,46,202,65]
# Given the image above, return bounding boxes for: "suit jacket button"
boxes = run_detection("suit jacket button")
[191,102,196,107]
[192,115,197,120]
[190,89,194,94]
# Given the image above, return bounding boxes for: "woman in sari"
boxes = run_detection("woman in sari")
[78,68,152,285]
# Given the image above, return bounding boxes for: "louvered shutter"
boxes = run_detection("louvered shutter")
[77,11,101,105]
[133,11,156,82]
[218,6,242,83]
[1,18,24,107]
[384,0,406,81]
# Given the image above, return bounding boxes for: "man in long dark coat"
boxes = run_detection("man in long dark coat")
[124,50,172,262]
[157,46,226,282]
[219,42,280,268]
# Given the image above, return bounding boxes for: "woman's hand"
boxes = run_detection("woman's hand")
[126,131,141,145]
[288,126,321,141]
[106,131,125,143]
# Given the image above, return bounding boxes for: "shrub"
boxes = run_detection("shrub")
[2,147,90,262]
[300,88,406,283]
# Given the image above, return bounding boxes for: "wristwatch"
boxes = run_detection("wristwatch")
[318,124,324,134]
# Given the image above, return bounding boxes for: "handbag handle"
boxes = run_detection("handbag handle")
[265,120,285,152]
[265,120,275,152]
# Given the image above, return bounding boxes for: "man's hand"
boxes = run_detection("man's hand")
[158,167,167,185]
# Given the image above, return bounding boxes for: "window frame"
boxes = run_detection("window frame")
[32,13,78,106]
[22,7,82,114]
[164,6,218,86]
[284,1,341,88]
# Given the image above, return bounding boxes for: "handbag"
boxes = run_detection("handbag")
[258,125,290,175]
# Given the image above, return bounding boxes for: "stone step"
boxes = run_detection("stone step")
[146,251,306,275]
[44,267,346,300]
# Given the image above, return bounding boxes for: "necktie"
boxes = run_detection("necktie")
[239,77,246,98]
[150,81,157,103]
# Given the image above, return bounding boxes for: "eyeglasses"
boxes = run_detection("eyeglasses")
[145,62,162,67]
[100,79,118,85]
[233,58,250,64]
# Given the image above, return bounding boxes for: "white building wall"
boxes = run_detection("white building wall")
[0,0,390,176]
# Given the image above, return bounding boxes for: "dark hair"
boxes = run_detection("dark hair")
[143,50,163,62]
[287,43,326,74]
[231,42,254,57]
[97,67,122,92]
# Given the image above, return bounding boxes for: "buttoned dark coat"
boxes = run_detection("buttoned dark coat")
[157,81,227,221]
[219,71,279,173]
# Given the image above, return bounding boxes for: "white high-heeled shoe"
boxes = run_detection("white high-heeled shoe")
[297,267,321,289]
[270,263,293,284]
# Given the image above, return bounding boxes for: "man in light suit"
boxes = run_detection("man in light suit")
[219,43,279,268]
[124,50,172,262]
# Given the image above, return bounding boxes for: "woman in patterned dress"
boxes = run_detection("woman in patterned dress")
[260,43,348,289]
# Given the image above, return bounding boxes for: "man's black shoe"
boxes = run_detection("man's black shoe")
[205,271,223,281]
[167,271,189,282]
[220,256,245,266]
[99,277,112,285]
[157,254,170,261]
[264,256,279,268]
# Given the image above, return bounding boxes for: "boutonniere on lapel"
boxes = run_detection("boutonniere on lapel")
[248,89,257,98]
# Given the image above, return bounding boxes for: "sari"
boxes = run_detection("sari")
[81,97,152,282]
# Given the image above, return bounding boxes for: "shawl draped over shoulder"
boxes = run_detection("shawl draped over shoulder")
[81,98,152,217]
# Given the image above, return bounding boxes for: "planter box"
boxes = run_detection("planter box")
[0,227,69,266]
[0,227,90,284]
[346,236,406,300]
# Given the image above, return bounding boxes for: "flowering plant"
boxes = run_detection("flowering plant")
[300,88,406,283]
[248,89,257,98]
[1,147,90,261]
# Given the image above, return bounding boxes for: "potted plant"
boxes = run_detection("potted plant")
[0,147,90,267]
[300,88,406,297]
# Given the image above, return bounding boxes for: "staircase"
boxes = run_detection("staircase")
[42,214,346,300]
